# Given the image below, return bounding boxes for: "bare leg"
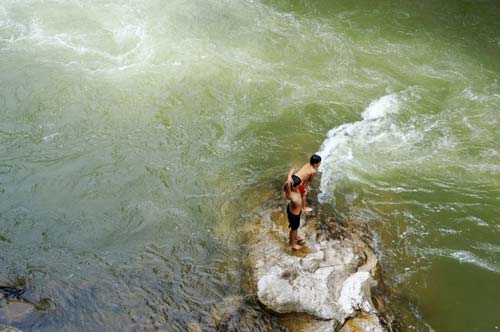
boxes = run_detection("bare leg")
[302,193,313,212]
[289,229,302,250]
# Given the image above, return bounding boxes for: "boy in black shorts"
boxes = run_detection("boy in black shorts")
[283,175,305,250]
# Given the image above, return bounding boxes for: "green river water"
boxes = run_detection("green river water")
[1,0,499,331]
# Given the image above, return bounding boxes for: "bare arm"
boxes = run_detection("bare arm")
[284,181,291,199]
[286,168,295,186]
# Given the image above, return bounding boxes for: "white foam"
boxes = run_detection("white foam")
[480,149,500,158]
[449,250,500,273]
[459,216,490,227]
[317,92,408,203]
[1,8,152,72]
[473,242,500,254]
[463,87,500,104]
[361,94,399,120]
[42,132,63,141]
[426,248,500,274]
[437,228,461,235]
[463,88,479,101]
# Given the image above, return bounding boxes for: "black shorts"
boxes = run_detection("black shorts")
[287,204,301,230]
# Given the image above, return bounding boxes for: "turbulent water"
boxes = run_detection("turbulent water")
[1,0,499,331]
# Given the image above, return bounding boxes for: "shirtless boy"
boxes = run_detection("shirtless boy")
[286,154,322,212]
[283,175,304,250]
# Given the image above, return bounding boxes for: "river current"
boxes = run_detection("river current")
[1,0,499,331]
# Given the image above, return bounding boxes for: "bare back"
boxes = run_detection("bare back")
[286,185,302,215]
[295,163,317,188]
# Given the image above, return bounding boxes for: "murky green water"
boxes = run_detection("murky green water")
[1,0,499,331]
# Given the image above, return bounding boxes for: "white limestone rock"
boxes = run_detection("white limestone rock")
[338,271,376,317]
[250,209,384,328]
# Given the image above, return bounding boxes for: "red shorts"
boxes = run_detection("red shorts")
[298,184,306,194]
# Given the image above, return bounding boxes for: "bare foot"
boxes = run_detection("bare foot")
[289,243,302,250]
[297,238,306,245]
[303,207,313,212]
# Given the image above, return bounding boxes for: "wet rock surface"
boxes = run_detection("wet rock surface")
[0,299,34,324]
[0,326,23,332]
[0,279,49,329]
[207,295,289,332]
[338,313,386,332]
[0,325,22,332]
[248,195,393,332]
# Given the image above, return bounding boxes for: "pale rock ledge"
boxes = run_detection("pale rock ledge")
[248,205,389,332]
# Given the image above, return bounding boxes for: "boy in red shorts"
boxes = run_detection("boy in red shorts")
[286,154,322,212]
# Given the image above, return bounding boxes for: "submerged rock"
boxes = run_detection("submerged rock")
[248,200,390,332]
[0,299,35,324]
[0,326,24,332]
[0,279,50,326]
[208,295,290,332]
[208,296,245,327]
[187,321,203,332]
[339,313,385,332]
[277,314,338,332]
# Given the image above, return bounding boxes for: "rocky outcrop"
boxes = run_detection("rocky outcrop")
[248,201,390,332]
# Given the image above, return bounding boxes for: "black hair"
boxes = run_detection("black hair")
[310,154,322,165]
[291,174,301,187]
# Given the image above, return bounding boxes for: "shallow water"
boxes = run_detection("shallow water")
[1,0,499,331]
